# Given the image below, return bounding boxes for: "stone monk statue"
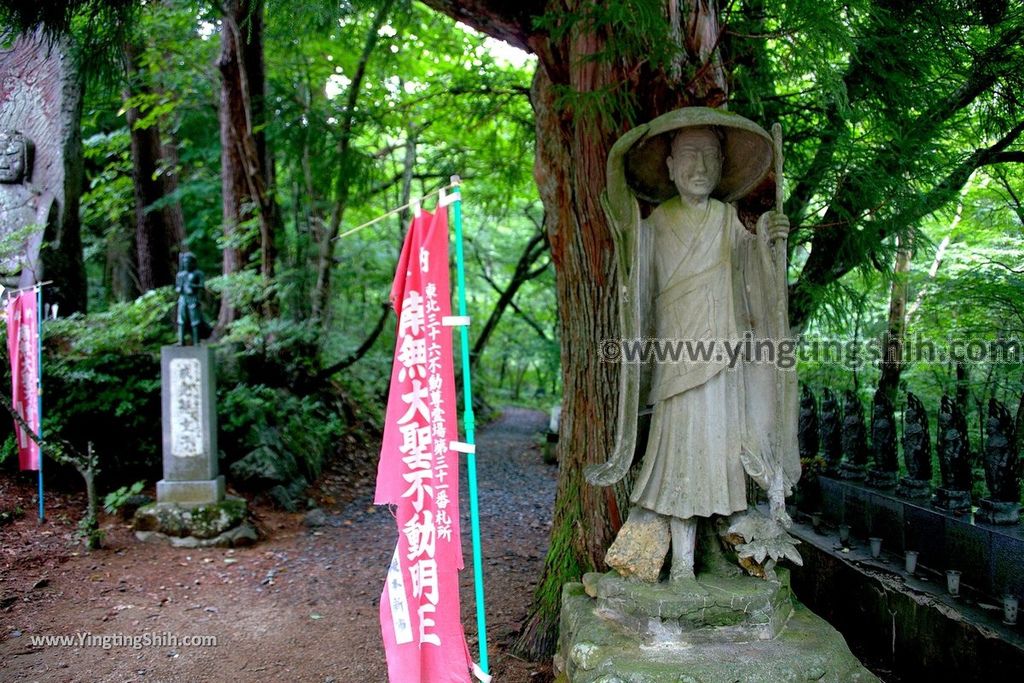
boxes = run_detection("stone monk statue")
[586,108,800,582]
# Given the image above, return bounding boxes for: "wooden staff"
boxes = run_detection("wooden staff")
[769,122,789,523]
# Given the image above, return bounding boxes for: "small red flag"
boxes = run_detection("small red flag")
[6,291,40,471]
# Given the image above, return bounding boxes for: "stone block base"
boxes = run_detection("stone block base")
[895,477,931,500]
[866,468,897,489]
[582,570,793,643]
[157,476,225,507]
[556,577,878,682]
[838,462,867,481]
[976,499,1021,525]
[933,487,971,513]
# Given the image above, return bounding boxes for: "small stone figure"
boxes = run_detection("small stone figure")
[934,394,972,512]
[838,390,868,480]
[820,388,843,474]
[897,392,932,499]
[978,398,1020,524]
[798,385,820,461]
[867,389,898,487]
[175,252,207,345]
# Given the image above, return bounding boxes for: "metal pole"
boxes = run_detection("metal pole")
[449,175,489,674]
[36,285,44,522]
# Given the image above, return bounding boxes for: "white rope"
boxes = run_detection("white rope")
[334,178,462,241]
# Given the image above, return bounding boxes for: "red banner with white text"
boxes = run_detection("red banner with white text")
[375,207,473,682]
[6,291,39,471]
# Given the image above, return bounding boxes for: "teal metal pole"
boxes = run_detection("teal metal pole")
[450,176,489,674]
[36,285,44,522]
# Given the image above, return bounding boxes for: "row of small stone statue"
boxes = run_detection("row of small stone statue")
[798,386,1021,524]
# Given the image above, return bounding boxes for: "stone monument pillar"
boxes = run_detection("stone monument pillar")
[156,345,223,505]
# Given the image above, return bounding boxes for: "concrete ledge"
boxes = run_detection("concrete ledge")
[817,476,1024,600]
[789,520,1024,680]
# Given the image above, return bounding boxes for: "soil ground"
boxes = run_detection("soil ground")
[1,407,557,683]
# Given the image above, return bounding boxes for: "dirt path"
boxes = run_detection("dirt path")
[0,407,557,683]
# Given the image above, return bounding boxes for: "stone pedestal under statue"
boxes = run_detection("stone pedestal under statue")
[134,345,255,548]
[556,571,877,682]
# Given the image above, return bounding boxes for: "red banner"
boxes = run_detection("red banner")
[6,291,39,471]
[375,207,474,682]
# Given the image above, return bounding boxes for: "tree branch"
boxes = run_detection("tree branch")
[417,0,544,52]
[318,302,392,379]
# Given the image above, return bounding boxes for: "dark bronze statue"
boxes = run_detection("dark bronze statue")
[897,392,932,499]
[977,398,1021,524]
[820,388,843,473]
[984,398,1018,501]
[934,394,972,512]
[175,252,207,345]
[798,385,820,461]
[867,390,898,487]
[839,390,868,479]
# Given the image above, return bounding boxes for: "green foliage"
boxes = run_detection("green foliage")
[103,480,145,514]
[40,290,174,480]
[0,505,24,527]
[75,514,104,550]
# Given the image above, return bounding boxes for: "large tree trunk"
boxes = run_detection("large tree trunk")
[420,0,732,660]
[216,0,279,328]
[509,1,723,659]
[123,45,185,292]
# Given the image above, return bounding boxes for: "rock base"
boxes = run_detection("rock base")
[556,572,877,683]
[133,497,257,548]
[976,499,1021,525]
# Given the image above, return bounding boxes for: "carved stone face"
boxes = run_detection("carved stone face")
[0,130,28,184]
[666,127,722,203]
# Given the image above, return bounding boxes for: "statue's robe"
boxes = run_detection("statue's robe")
[626,196,799,521]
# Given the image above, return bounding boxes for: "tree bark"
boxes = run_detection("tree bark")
[216,0,279,327]
[877,235,911,404]
[421,0,725,660]
[123,44,185,292]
